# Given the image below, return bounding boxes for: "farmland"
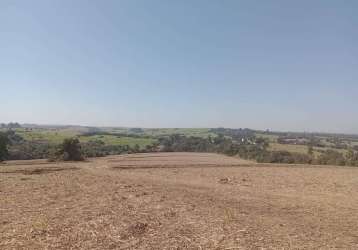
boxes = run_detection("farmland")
[1,152,358,249]
[78,135,155,148]
[268,142,347,156]
[1,127,157,151]
[3,127,213,147]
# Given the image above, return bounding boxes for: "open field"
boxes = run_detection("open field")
[269,142,311,154]
[1,153,358,249]
[142,128,216,138]
[8,128,80,144]
[255,132,279,142]
[78,135,156,148]
[3,127,211,146]
[269,142,348,156]
[103,128,216,138]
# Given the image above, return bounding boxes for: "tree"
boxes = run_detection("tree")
[59,138,84,161]
[0,132,10,161]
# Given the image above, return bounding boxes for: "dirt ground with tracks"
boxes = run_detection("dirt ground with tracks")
[1,152,358,249]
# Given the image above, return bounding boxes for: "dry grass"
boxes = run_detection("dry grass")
[1,153,358,249]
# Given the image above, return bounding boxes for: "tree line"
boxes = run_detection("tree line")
[1,130,358,167]
[158,134,358,166]
[0,131,156,162]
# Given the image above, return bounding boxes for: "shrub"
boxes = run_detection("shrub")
[81,140,107,157]
[316,150,346,166]
[9,142,54,160]
[345,148,358,167]
[0,132,10,161]
[58,138,84,161]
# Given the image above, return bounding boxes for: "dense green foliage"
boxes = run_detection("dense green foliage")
[210,128,256,143]
[159,134,267,160]
[0,132,10,161]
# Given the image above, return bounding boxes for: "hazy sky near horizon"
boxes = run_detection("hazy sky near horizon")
[1,0,357,133]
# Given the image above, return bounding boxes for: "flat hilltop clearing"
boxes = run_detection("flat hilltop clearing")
[1,153,358,249]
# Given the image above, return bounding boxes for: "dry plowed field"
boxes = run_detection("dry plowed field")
[1,152,358,249]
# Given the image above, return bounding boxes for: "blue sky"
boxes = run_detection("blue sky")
[1,0,357,133]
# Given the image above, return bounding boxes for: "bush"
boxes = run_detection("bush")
[254,150,313,164]
[81,140,107,157]
[316,150,346,166]
[57,138,84,161]
[0,132,10,161]
[9,142,54,160]
[345,149,358,167]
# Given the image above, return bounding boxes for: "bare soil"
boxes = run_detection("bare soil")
[1,152,358,249]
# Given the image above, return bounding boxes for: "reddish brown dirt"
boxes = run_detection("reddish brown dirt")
[1,153,358,249]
